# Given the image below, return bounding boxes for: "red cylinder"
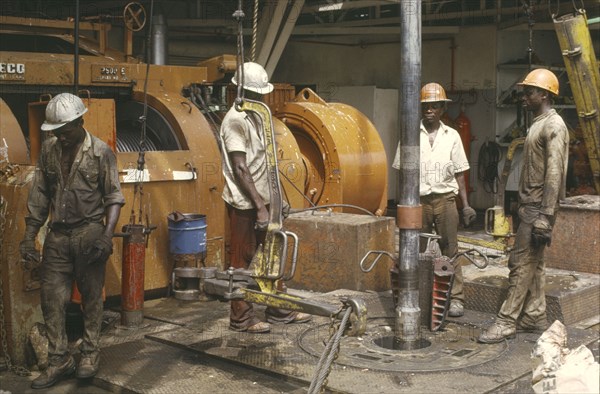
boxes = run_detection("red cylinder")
[454,107,473,196]
[121,224,146,326]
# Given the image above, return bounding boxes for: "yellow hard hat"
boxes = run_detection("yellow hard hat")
[518,68,559,95]
[420,83,451,103]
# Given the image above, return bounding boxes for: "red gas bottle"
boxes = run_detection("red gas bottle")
[454,103,474,200]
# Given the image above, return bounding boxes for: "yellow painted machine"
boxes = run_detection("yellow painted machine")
[0,9,387,365]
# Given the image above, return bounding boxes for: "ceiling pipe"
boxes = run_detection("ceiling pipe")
[152,14,168,65]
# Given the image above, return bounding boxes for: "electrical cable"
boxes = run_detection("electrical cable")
[477,140,502,194]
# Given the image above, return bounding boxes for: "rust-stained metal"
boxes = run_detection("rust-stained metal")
[274,117,307,208]
[396,205,423,229]
[275,88,388,215]
[0,17,224,299]
[0,167,43,366]
[197,54,238,85]
[118,223,154,327]
[430,256,454,332]
[0,14,391,361]
[0,99,27,164]
[284,212,394,293]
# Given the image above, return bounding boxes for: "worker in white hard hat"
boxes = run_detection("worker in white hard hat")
[220,62,310,333]
[392,82,476,318]
[478,68,569,343]
[20,93,124,388]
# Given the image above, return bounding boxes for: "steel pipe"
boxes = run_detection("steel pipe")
[396,0,422,348]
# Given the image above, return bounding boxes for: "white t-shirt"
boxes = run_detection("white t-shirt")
[393,120,469,196]
[220,106,270,210]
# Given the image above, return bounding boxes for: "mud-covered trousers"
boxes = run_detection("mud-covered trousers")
[226,204,295,329]
[40,222,107,364]
[420,192,464,303]
[497,204,548,326]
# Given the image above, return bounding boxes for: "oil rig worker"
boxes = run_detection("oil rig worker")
[220,62,311,333]
[478,69,569,343]
[393,82,476,318]
[19,93,124,388]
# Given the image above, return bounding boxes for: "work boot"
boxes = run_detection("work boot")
[290,312,312,324]
[448,300,464,317]
[76,351,100,379]
[477,322,516,344]
[31,355,75,389]
[517,319,548,333]
[229,320,271,334]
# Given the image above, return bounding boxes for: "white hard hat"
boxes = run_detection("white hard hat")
[231,62,274,95]
[41,93,88,131]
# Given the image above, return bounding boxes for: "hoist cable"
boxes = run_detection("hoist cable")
[521,0,534,130]
[251,0,259,61]
[233,0,246,104]
[478,141,501,194]
[277,169,317,208]
[129,0,154,225]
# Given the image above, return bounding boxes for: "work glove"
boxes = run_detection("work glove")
[255,220,269,231]
[19,238,40,264]
[462,206,477,227]
[531,215,553,247]
[85,235,114,265]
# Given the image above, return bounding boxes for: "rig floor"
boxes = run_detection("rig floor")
[1,285,598,394]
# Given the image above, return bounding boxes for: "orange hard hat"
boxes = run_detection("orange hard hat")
[420,83,452,103]
[518,68,559,95]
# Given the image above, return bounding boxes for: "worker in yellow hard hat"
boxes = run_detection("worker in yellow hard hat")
[393,82,476,318]
[479,68,569,343]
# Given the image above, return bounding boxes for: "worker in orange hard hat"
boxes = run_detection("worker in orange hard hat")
[479,68,569,344]
[393,82,476,318]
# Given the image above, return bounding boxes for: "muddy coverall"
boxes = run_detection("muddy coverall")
[497,109,569,326]
[25,131,124,364]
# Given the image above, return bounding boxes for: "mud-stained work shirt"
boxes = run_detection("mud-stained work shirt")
[393,121,470,196]
[518,109,569,217]
[220,106,270,210]
[25,130,125,230]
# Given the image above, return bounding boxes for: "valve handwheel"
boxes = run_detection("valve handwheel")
[123,2,146,32]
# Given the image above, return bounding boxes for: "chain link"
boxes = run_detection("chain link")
[0,195,31,376]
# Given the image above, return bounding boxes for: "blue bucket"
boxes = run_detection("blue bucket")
[168,213,207,255]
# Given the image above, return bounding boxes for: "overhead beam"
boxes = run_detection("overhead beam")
[303,1,399,13]
[292,25,459,35]
[265,0,306,76]
[256,1,288,66]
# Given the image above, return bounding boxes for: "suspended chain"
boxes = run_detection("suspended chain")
[251,0,259,61]
[307,307,352,394]
[233,0,246,102]
[0,195,31,376]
